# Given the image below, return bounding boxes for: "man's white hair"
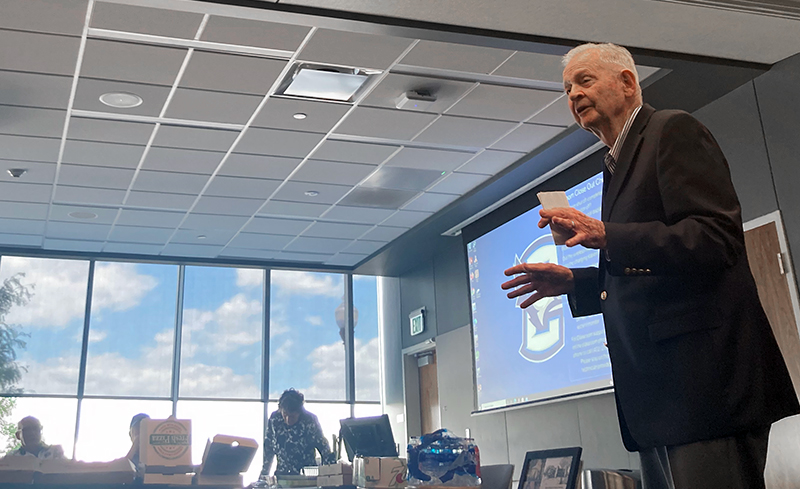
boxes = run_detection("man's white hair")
[563,43,641,97]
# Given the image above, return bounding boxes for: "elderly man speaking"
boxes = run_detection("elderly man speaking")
[502,43,799,488]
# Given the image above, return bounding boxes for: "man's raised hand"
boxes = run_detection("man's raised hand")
[501,262,575,309]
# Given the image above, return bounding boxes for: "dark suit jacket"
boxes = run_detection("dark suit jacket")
[569,104,799,451]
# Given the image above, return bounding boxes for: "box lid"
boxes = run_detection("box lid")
[198,434,258,475]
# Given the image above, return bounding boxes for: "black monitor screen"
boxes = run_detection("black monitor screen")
[339,415,398,461]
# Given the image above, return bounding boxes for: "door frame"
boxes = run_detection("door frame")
[401,338,436,440]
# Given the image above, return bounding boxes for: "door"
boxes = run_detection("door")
[418,351,441,435]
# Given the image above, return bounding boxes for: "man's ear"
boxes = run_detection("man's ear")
[15,431,21,441]
[620,69,637,97]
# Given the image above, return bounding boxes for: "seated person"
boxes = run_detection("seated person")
[262,389,334,476]
[6,416,65,459]
[124,413,150,466]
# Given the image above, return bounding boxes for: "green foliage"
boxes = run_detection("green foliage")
[0,397,19,454]
[0,274,31,393]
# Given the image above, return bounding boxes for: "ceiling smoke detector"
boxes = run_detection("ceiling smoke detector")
[304,190,320,197]
[396,89,437,110]
[277,63,378,102]
[99,92,143,109]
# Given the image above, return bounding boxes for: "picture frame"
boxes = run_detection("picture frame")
[517,447,583,489]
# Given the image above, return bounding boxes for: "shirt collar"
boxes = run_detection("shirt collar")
[609,104,643,161]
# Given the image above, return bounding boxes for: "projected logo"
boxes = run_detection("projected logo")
[514,234,565,363]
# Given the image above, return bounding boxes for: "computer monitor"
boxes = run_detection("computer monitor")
[339,415,398,461]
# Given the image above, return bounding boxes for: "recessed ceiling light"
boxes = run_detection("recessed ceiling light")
[99,92,143,109]
[304,190,320,197]
[68,211,98,220]
[293,113,307,120]
[7,168,27,178]
[277,63,378,102]
[197,235,207,240]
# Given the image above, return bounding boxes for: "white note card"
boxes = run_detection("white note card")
[537,191,571,245]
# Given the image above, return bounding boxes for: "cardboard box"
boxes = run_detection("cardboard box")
[194,473,244,486]
[0,455,38,483]
[143,472,193,485]
[318,474,354,486]
[139,418,193,474]
[198,434,257,476]
[36,458,136,484]
[320,463,353,476]
[354,457,407,489]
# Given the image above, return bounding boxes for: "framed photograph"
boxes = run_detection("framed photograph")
[518,447,582,489]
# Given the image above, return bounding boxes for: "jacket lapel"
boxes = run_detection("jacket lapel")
[602,104,655,221]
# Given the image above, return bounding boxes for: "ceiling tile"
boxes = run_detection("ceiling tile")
[0,71,72,110]
[90,3,203,38]
[192,195,264,216]
[180,51,287,96]
[205,176,281,199]
[490,123,565,152]
[379,209,432,228]
[0,202,49,220]
[109,225,173,244]
[219,247,276,260]
[492,52,566,82]
[0,160,57,184]
[228,232,293,250]
[165,88,262,124]
[0,135,59,162]
[335,107,437,140]
[58,165,134,190]
[133,170,208,195]
[384,147,474,172]
[341,240,385,255]
[298,29,413,70]
[62,140,145,168]
[172,228,237,246]
[325,253,368,266]
[236,127,324,158]
[220,154,301,180]
[414,116,516,147]
[81,39,187,86]
[45,221,110,240]
[161,243,224,258]
[182,213,248,230]
[291,160,375,186]
[361,73,474,114]
[359,226,407,242]
[117,209,185,229]
[302,221,372,240]
[0,181,52,204]
[272,181,351,205]
[252,97,350,133]
[529,96,575,126]
[403,192,459,212]
[1,0,87,36]
[44,238,104,252]
[312,140,398,165]
[323,206,394,224]
[74,78,171,117]
[54,185,126,205]
[0,218,46,235]
[259,200,330,218]
[242,217,311,235]
[0,31,80,76]
[0,233,43,248]
[457,149,526,175]
[274,251,334,263]
[126,191,196,210]
[143,147,225,175]
[361,167,442,191]
[103,242,165,255]
[153,125,238,152]
[338,187,418,209]
[0,106,65,138]
[201,16,311,51]
[446,85,562,121]
[49,204,118,224]
[68,118,154,145]
[428,172,490,195]
[400,40,513,74]
[285,236,351,254]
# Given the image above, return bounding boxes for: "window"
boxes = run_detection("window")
[0,257,89,395]
[180,266,263,399]
[269,271,345,401]
[84,263,178,397]
[4,397,78,458]
[354,276,381,402]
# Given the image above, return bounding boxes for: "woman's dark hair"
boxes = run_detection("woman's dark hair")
[278,388,304,413]
[130,413,150,430]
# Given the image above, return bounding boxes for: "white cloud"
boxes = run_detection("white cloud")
[305,315,323,326]
[271,339,294,365]
[300,338,381,401]
[0,258,157,329]
[236,269,263,289]
[271,270,343,298]
[88,330,107,343]
[182,293,262,354]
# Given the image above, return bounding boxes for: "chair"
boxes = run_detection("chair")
[481,464,514,489]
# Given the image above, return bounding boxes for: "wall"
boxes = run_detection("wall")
[385,52,800,479]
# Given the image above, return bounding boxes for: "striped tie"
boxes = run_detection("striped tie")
[604,152,616,175]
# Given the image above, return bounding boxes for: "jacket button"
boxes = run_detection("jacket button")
[624,267,631,275]
[646,268,651,273]
[600,291,607,300]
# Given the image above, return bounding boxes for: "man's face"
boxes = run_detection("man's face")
[281,409,300,426]
[16,421,42,448]
[562,53,629,134]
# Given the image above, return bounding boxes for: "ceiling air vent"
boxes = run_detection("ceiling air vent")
[275,63,380,103]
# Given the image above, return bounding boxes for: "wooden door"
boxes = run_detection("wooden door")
[744,221,800,399]
[418,352,441,435]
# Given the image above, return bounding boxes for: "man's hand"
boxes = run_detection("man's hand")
[538,208,607,249]
[502,262,575,309]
